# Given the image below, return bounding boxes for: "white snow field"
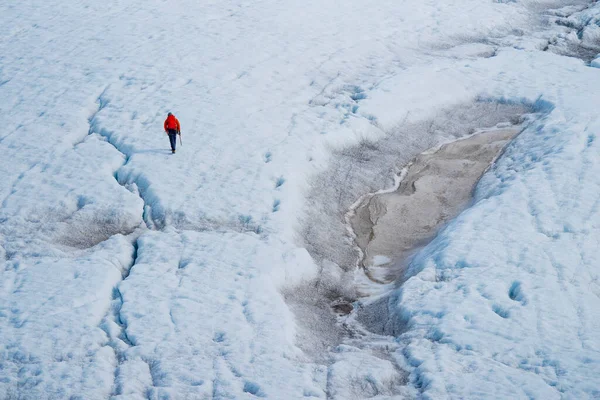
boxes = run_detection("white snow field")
[1,0,600,399]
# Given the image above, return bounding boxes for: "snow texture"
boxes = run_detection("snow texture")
[1,0,600,398]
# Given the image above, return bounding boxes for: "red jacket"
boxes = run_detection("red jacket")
[164,115,181,132]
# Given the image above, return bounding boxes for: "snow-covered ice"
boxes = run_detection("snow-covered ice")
[1,0,600,398]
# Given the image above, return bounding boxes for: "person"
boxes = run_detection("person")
[163,112,181,153]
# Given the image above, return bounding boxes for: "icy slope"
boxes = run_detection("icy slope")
[355,42,600,400]
[1,0,600,399]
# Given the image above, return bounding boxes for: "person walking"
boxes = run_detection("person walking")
[163,112,181,154]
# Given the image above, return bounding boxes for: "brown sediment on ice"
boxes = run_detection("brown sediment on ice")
[350,128,520,286]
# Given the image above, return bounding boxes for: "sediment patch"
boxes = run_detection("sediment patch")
[292,100,534,364]
[351,128,519,288]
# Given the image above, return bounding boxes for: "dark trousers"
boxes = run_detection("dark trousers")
[167,129,178,151]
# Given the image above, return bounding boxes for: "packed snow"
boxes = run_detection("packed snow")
[1,0,600,399]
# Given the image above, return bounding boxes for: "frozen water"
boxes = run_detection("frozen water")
[351,128,520,286]
[1,0,600,398]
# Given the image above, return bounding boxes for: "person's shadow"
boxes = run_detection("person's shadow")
[134,148,172,155]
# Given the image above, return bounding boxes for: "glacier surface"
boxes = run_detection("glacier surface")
[1,0,600,399]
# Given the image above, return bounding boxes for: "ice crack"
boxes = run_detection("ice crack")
[86,89,154,397]
[100,238,139,397]
[87,88,155,230]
